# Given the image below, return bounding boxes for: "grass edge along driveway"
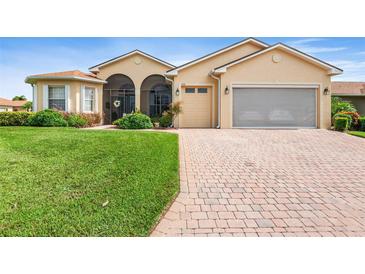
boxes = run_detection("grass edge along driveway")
[0,127,179,236]
[348,131,365,138]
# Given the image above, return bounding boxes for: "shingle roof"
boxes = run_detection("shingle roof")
[332,81,365,95]
[0,97,28,107]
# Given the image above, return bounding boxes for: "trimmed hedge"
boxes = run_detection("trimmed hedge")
[0,112,34,126]
[113,112,153,129]
[27,109,68,127]
[359,117,365,131]
[0,110,102,128]
[64,113,88,128]
[334,117,349,131]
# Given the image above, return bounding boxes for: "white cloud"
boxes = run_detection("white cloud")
[329,60,365,81]
[288,38,347,54]
[290,38,325,45]
[296,46,347,54]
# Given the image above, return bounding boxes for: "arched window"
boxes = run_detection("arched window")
[140,75,172,117]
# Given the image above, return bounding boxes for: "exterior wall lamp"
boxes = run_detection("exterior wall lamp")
[323,87,330,95]
[224,86,230,95]
[176,88,180,96]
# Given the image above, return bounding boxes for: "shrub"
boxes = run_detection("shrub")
[0,112,34,126]
[159,113,172,128]
[79,113,102,127]
[150,116,160,128]
[333,112,353,129]
[113,112,153,129]
[64,113,88,128]
[331,97,357,117]
[359,117,365,131]
[334,117,349,131]
[27,109,68,127]
[165,101,182,127]
[339,111,360,128]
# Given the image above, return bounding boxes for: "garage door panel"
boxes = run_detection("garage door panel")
[181,87,212,128]
[233,87,316,128]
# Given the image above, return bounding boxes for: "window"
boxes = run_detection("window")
[198,88,208,94]
[49,86,66,111]
[84,87,95,112]
[185,88,195,93]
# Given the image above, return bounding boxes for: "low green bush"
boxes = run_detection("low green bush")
[113,112,153,129]
[333,112,353,129]
[27,109,68,127]
[334,117,349,131]
[64,113,88,128]
[159,113,172,128]
[359,117,365,131]
[0,112,34,126]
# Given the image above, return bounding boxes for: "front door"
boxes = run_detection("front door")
[110,91,135,122]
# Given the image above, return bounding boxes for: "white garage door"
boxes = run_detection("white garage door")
[233,87,317,128]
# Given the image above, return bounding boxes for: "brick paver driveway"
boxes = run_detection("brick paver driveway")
[152,129,365,236]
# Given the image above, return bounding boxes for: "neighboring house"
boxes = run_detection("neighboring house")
[0,97,28,112]
[25,38,343,128]
[331,82,365,115]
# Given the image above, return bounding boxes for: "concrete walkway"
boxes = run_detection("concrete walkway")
[152,129,365,236]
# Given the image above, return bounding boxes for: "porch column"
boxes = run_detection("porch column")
[135,86,141,111]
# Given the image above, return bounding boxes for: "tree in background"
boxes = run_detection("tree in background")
[13,95,27,101]
[22,101,33,111]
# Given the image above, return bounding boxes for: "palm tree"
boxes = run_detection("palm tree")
[22,101,33,111]
[12,95,27,101]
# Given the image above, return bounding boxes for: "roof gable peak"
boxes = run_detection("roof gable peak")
[89,49,175,72]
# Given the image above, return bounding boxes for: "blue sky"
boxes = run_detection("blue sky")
[1,37,364,99]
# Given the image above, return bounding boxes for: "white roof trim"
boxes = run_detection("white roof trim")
[25,76,107,84]
[213,43,343,76]
[89,50,175,72]
[165,38,268,75]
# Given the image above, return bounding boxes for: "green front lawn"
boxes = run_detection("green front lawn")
[348,131,365,138]
[0,127,179,236]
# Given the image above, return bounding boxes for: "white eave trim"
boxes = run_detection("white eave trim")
[89,50,175,72]
[213,43,343,76]
[166,38,269,75]
[25,76,107,84]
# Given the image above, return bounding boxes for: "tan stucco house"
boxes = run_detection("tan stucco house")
[25,38,343,128]
[0,97,28,112]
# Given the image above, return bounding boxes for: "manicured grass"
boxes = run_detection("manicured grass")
[348,131,365,138]
[0,127,179,236]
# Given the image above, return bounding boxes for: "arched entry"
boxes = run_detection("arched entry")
[103,74,135,124]
[140,75,172,117]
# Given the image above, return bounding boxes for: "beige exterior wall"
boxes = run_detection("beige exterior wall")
[0,106,13,112]
[95,52,172,111]
[219,48,332,129]
[34,79,103,117]
[172,42,264,128]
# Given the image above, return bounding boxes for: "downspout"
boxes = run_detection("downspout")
[209,71,221,128]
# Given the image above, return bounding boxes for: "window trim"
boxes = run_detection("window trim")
[48,85,66,111]
[83,86,95,113]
